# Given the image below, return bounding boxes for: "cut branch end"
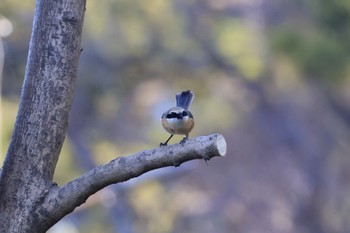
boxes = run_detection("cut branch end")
[216,134,227,156]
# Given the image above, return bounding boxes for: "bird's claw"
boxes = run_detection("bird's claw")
[180,137,188,146]
[160,142,167,147]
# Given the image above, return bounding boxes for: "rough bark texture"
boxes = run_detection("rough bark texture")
[0,0,226,232]
[32,134,226,231]
[0,0,86,232]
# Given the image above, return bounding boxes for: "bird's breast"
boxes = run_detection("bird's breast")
[162,117,194,135]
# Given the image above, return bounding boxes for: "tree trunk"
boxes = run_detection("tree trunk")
[0,0,86,232]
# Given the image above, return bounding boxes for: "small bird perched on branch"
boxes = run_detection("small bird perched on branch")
[160,90,195,146]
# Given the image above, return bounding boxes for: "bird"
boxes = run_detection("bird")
[160,90,195,146]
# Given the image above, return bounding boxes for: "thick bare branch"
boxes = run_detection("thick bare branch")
[35,134,226,229]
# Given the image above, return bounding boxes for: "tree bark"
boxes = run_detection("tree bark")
[31,134,226,231]
[0,0,227,232]
[0,0,86,232]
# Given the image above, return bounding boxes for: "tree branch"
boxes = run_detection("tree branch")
[35,133,226,229]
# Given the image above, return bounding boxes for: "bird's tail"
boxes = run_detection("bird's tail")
[176,90,194,110]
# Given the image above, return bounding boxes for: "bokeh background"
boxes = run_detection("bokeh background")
[2,0,350,232]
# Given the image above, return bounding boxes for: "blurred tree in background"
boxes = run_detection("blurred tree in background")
[2,0,350,232]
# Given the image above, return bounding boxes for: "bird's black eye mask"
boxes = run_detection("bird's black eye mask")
[166,112,181,119]
[165,111,193,119]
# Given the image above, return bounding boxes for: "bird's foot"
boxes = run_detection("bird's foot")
[180,137,188,146]
[160,142,168,147]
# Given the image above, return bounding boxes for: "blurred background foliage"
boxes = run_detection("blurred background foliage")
[2,0,350,232]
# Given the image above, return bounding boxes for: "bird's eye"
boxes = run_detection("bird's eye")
[166,112,178,118]
[182,111,188,116]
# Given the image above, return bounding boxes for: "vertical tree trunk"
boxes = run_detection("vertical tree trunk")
[0,0,86,232]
